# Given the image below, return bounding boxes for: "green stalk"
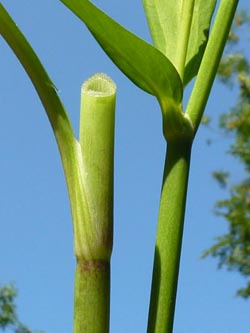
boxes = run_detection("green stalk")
[74,260,110,333]
[147,2,239,332]
[0,7,116,331]
[175,0,195,81]
[186,0,239,133]
[147,140,192,333]
[74,74,116,333]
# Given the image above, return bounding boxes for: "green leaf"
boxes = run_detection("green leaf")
[0,5,83,196]
[0,4,114,262]
[0,5,85,245]
[184,0,217,85]
[60,0,183,105]
[143,0,217,86]
[142,0,181,66]
[0,4,101,258]
[0,4,74,147]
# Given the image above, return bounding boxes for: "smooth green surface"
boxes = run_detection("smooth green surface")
[74,260,110,333]
[143,0,217,85]
[186,0,239,133]
[161,103,193,142]
[147,141,192,333]
[60,0,183,107]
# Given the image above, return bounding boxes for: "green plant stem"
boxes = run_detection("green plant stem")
[175,0,195,81]
[74,260,110,333]
[0,9,116,331]
[186,0,239,133]
[73,74,116,333]
[147,140,192,333]
[76,73,116,260]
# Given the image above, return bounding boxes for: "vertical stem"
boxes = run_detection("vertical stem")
[147,140,192,333]
[74,74,116,333]
[76,73,116,260]
[74,260,110,333]
[186,0,239,133]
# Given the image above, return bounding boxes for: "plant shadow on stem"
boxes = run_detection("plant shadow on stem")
[148,247,161,330]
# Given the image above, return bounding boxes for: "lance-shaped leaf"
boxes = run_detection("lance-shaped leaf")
[142,0,180,66]
[184,0,217,85]
[60,0,183,105]
[0,4,115,261]
[0,4,74,146]
[143,0,217,86]
[0,4,90,256]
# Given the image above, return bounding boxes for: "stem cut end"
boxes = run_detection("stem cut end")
[82,73,116,97]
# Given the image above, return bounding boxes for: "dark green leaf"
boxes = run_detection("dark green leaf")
[60,0,183,105]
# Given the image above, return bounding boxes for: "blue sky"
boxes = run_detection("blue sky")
[0,1,249,332]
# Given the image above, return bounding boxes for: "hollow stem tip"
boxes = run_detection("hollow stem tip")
[82,73,116,97]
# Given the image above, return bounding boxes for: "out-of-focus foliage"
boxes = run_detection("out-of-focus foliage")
[203,10,250,298]
[0,284,42,333]
[212,171,230,188]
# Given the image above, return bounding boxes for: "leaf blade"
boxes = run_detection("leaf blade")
[142,0,181,68]
[0,4,81,214]
[184,0,217,85]
[60,0,183,104]
[143,0,217,86]
[0,5,99,262]
[0,4,74,144]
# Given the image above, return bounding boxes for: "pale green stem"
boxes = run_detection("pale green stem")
[147,140,192,333]
[74,74,116,333]
[175,0,195,81]
[74,260,110,333]
[186,0,239,133]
